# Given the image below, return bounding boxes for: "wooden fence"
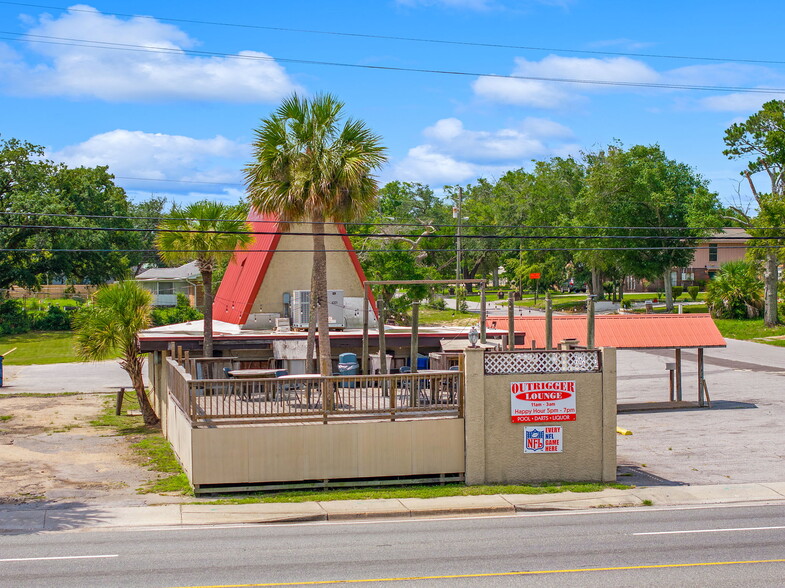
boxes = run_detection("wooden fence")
[167,358,463,425]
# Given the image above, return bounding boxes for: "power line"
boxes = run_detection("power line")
[0,211,762,231]
[3,222,781,241]
[0,244,775,254]
[2,1,784,67]
[4,31,785,96]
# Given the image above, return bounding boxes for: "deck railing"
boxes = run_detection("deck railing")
[166,358,463,424]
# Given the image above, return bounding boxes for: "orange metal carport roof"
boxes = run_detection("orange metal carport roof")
[485,314,726,349]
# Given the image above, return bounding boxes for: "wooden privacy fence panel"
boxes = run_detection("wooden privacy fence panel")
[166,359,463,424]
[484,350,602,375]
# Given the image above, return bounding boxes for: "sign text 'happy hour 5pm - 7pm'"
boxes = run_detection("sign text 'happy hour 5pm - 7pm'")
[510,381,576,423]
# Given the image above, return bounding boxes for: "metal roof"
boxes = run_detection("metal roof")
[486,314,726,349]
[136,261,200,281]
[212,209,375,325]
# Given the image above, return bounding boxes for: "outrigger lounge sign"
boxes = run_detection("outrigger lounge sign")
[510,381,576,423]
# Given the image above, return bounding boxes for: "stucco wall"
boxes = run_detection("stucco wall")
[166,394,194,482]
[174,416,464,487]
[250,223,366,319]
[464,348,616,484]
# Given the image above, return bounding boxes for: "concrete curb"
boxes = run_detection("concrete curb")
[2,482,785,533]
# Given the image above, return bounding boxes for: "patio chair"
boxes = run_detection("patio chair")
[399,366,430,405]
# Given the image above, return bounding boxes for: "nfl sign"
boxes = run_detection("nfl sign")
[524,426,563,453]
[510,380,577,423]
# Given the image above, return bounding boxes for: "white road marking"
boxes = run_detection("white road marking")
[0,554,118,563]
[634,525,785,536]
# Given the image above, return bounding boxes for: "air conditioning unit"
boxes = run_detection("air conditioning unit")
[291,290,344,329]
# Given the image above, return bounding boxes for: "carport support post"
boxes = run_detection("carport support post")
[545,295,553,350]
[507,295,515,350]
[378,300,389,398]
[587,295,595,349]
[697,347,705,407]
[479,283,487,344]
[361,284,369,375]
[675,348,683,401]
[410,302,420,374]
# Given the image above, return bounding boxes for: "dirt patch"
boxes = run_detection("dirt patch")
[0,394,166,505]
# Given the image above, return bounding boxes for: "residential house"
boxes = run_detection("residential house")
[136,261,203,307]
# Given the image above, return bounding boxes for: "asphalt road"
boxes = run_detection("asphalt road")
[2,504,784,587]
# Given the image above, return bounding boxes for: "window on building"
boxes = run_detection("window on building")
[157,282,174,296]
[708,271,717,280]
[708,243,718,262]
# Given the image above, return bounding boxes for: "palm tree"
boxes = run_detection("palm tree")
[244,93,386,377]
[155,201,253,357]
[73,281,159,426]
[706,260,764,319]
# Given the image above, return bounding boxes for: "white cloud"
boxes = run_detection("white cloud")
[473,55,659,108]
[5,4,300,102]
[51,129,248,191]
[473,53,785,114]
[395,117,576,183]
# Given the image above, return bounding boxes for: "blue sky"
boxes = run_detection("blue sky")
[1,0,783,209]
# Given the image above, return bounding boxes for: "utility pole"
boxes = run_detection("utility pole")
[455,187,463,284]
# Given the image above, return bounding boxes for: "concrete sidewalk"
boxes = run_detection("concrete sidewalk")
[2,482,784,533]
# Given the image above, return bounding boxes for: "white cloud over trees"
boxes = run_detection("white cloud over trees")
[2,4,300,102]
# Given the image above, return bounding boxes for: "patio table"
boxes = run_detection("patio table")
[227,369,280,379]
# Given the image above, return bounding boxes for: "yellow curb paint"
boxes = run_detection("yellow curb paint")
[180,558,785,587]
[617,427,633,435]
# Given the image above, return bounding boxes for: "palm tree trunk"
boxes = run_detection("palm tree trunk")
[202,270,214,357]
[312,214,333,385]
[125,354,159,426]
[763,251,779,327]
[305,266,317,374]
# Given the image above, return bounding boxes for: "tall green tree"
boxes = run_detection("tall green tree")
[155,200,253,357]
[245,94,386,377]
[128,195,168,275]
[0,137,136,289]
[723,99,785,326]
[74,281,159,426]
[491,157,586,293]
[578,144,720,309]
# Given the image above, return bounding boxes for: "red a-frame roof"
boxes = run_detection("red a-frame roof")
[213,209,374,325]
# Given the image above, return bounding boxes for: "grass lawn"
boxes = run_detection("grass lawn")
[0,331,81,365]
[91,394,191,495]
[419,308,477,325]
[201,481,632,504]
[714,318,785,346]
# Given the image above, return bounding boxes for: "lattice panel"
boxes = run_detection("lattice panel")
[484,350,600,375]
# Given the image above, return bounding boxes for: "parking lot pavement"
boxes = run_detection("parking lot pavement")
[616,339,785,486]
[1,360,149,394]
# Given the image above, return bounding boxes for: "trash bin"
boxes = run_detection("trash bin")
[337,352,359,388]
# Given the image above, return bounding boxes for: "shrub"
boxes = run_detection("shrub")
[0,299,31,335]
[672,286,683,299]
[687,286,700,301]
[706,260,763,319]
[426,297,446,311]
[32,304,74,330]
[151,293,203,326]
